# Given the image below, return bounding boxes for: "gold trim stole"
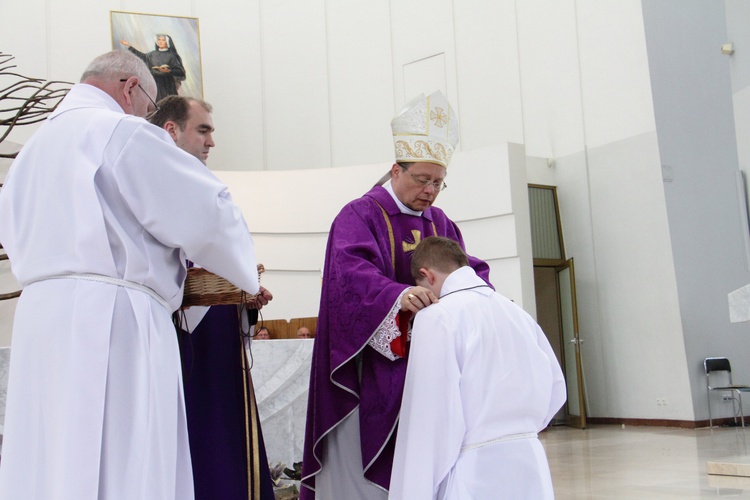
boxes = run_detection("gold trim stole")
[374,200,438,271]
[240,332,262,499]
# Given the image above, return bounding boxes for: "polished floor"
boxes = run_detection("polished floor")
[540,424,750,499]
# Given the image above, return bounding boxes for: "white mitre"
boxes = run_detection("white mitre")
[390,90,459,168]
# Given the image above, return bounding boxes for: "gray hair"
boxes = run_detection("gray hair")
[80,51,154,86]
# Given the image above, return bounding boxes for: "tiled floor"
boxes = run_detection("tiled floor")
[540,424,750,499]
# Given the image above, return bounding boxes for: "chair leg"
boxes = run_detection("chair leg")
[737,390,745,428]
[708,389,714,428]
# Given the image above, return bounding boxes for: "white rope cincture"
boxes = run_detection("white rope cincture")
[460,432,538,453]
[27,273,171,311]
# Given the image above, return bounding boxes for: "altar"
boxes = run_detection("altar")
[250,339,313,468]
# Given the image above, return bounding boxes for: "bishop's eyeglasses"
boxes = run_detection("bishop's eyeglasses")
[400,165,448,192]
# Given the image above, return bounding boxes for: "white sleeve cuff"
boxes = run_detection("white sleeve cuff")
[367,289,410,361]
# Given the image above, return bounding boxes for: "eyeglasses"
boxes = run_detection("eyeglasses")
[401,166,447,192]
[120,78,159,117]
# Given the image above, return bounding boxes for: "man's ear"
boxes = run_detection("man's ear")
[419,267,436,285]
[163,121,179,141]
[120,76,137,112]
[391,162,401,178]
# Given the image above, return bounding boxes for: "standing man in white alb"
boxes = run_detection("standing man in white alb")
[0,51,260,499]
[389,236,566,500]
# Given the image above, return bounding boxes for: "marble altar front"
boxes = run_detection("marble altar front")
[250,338,313,469]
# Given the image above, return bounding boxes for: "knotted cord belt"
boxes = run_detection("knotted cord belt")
[27,273,171,311]
[460,432,538,453]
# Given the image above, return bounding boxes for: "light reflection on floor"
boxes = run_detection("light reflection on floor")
[540,424,750,499]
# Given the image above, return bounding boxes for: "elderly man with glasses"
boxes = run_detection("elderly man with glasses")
[0,51,261,500]
[301,91,492,499]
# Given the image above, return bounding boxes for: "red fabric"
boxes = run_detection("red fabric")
[391,311,411,358]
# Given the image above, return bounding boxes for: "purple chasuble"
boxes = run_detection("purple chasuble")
[301,186,490,496]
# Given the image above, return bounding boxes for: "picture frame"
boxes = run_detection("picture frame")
[110,11,203,100]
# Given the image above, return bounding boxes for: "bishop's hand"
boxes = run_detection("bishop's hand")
[400,286,438,313]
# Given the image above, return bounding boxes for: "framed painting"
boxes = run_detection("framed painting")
[110,11,203,101]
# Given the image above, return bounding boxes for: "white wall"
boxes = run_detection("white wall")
[521,0,750,422]
[641,0,750,422]
[0,0,536,325]
[520,1,693,420]
[4,0,750,424]
[0,0,530,173]
[727,0,750,236]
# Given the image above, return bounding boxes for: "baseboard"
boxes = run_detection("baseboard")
[586,417,744,429]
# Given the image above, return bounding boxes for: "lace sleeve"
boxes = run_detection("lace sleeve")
[367,289,410,361]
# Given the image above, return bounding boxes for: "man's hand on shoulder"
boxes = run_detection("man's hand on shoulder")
[400,286,438,313]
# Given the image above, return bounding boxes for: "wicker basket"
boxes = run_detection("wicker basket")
[182,264,264,307]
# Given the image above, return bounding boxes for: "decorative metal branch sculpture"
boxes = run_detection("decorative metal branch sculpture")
[0,52,72,159]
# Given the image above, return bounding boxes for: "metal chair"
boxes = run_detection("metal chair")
[704,357,750,427]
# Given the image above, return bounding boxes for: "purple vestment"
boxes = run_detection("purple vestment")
[177,306,275,500]
[301,186,490,496]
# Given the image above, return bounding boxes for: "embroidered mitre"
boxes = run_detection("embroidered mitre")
[390,90,459,168]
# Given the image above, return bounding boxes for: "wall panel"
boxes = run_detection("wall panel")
[516,0,584,159]
[389,0,458,114]
[486,257,524,306]
[586,134,690,419]
[261,0,330,170]
[198,0,265,171]
[454,0,524,151]
[326,0,395,167]
[254,271,323,320]
[577,0,656,149]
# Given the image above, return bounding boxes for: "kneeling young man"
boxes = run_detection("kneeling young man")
[389,236,566,499]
